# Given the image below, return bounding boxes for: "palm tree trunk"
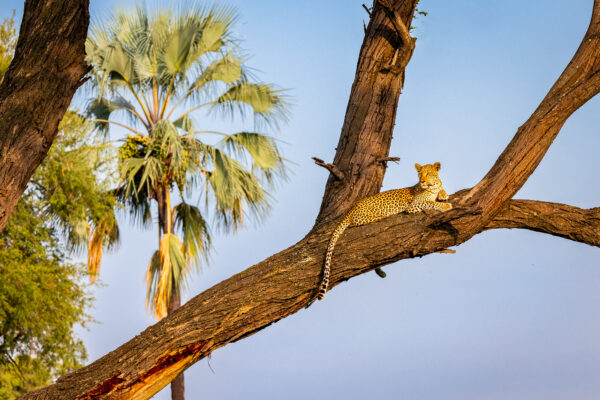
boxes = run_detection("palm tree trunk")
[168,290,185,400]
[156,184,185,400]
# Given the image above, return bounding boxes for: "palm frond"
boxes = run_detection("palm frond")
[87,96,144,134]
[146,233,186,318]
[220,131,283,170]
[188,54,242,95]
[87,213,120,283]
[119,156,164,199]
[103,41,138,86]
[212,82,288,127]
[152,120,187,183]
[173,115,194,133]
[173,202,210,267]
[162,23,200,76]
[114,184,153,228]
[200,145,270,230]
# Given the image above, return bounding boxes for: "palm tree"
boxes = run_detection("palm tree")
[85,4,287,399]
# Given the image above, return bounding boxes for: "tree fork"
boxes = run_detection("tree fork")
[19,1,600,399]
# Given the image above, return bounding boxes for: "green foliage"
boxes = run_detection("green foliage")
[33,111,119,257]
[0,356,51,400]
[0,14,107,396]
[411,1,428,31]
[0,198,91,398]
[0,12,16,82]
[0,110,115,395]
[86,3,290,318]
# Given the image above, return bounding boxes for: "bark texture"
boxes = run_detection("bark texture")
[485,199,600,247]
[0,0,90,232]
[20,0,600,399]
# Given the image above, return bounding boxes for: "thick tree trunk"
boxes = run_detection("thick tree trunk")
[315,0,418,225]
[0,0,90,232]
[18,1,600,399]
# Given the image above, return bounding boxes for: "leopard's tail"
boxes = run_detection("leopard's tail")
[316,217,351,301]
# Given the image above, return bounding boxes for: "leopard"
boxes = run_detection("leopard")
[313,162,452,303]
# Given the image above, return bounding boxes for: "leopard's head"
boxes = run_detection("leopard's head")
[415,162,443,191]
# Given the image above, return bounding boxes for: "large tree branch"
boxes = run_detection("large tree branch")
[22,199,600,400]
[21,1,600,399]
[486,199,600,247]
[0,0,90,232]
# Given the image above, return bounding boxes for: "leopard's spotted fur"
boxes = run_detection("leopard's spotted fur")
[314,162,452,302]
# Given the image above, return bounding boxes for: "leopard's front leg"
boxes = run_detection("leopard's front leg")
[437,187,449,201]
[419,200,452,212]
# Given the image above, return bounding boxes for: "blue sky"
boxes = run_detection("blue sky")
[3,1,600,399]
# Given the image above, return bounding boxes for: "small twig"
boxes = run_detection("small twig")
[363,21,367,34]
[312,157,345,181]
[377,156,401,165]
[362,4,372,16]
[436,249,456,254]
[206,354,216,374]
[375,267,387,278]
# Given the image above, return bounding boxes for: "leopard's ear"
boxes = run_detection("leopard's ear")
[433,162,441,171]
[414,163,422,171]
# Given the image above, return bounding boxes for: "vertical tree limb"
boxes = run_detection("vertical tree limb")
[0,0,90,232]
[314,0,420,226]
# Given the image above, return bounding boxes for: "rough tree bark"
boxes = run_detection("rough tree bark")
[20,0,600,399]
[485,200,600,247]
[0,0,90,232]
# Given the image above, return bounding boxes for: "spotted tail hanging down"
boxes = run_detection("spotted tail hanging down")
[316,216,351,300]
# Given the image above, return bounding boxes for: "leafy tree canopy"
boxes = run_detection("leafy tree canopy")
[0,112,110,397]
[0,12,16,82]
[0,197,91,399]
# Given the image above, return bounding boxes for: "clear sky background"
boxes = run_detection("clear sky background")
[3,0,600,399]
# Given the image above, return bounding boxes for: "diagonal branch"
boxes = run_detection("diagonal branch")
[485,199,600,247]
